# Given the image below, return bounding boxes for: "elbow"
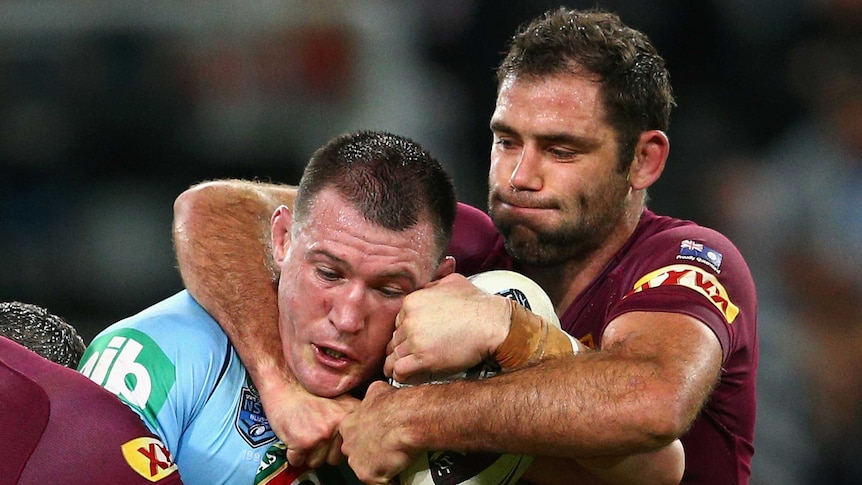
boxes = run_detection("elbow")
[173,180,234,237]
[643,439,686,485]
[639,388,697,449]
[174,182,205,232]
[174,181,224,223]
[645,367,719,449]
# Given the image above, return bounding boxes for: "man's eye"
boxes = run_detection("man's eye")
[377,286,405,299]
[495,138,515,148]
[549,147,576,158]
[317,268,340,281]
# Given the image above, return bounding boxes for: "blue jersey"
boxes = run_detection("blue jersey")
[79,291,364,485]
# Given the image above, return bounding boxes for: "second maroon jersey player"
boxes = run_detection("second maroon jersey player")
[448,203,758,485]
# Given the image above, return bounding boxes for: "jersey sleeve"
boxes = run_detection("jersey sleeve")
[607,225,757,364]
[78,291,231,456]
[448,203,509,276]
[82,374,187,484]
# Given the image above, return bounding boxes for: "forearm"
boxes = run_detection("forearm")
[397,353,685,459]
[498,307,684,484]
[173,179,297,382]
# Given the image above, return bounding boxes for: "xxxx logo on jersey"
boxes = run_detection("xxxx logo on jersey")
[122,436,179,482]
[628,264,739,323]
[78,328,176,428]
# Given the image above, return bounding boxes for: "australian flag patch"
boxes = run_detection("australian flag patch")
[236,381,277,448]
[676,239,723,273]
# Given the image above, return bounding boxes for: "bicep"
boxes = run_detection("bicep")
[172,180,286,372]
[603,311,722,421]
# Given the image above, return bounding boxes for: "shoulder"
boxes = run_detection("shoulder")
[85,290,229,363]
[46,371,184,483]
[610,211,757,361]
[78,291,236,432]
[620,212,751,281]
[0,337,184,484]
[625,212,755,297]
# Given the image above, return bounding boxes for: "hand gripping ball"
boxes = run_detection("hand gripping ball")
[397,270,561,485]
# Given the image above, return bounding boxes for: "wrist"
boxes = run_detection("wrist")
[249,358,301,393]
[487,295,515,357]
[493,300,578,371]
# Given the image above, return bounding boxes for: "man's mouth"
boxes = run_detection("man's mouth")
[495,192,554,211]
[321,347,346,359]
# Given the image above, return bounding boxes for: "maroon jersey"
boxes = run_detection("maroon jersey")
[448,203,758,485]
[0,336,184,484]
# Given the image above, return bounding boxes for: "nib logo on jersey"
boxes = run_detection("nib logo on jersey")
[79,328,176,427]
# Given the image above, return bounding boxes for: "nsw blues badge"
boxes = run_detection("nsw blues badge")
[676,239,723,273]
[236,379,277,447]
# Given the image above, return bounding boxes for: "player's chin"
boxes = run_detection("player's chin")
[300,367,361,398]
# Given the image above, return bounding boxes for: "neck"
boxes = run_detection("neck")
[515,205,644,315]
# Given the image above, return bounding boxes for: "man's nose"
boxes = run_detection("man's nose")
[329,282,367,334]
[509,145,543,191]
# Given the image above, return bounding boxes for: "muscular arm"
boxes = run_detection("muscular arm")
[174,179,291,384]
[173,179,356,467]
[341,309,719,483]
[423,312,719,455]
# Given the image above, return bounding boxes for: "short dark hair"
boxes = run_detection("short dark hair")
[294,130,457,259]
[497,7,676,170]
[0,301,86,368]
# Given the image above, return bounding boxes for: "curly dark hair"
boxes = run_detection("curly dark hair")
[0,301,86,368]
[497,7,676,170]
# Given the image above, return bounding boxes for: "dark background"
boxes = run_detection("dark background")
[2,2,860,483]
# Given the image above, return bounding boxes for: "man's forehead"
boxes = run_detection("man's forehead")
[492,73,610,138]
[299,193,438,262]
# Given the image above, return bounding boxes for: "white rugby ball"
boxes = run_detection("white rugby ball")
[397,270,556,485]
[399,450,533,485]
[467,270,560,329]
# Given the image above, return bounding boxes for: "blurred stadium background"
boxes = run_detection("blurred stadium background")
[1,1,860,483]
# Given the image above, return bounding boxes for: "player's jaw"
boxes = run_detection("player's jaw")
[292,335,381,398]
[489,184,625,266]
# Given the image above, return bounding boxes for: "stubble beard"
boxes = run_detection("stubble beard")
[490,185,629,268]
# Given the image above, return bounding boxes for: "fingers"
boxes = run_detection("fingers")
[386,342,411,381]
[286,446,308,468]
[386,326,408,378]
[390,356,433,386]
[288,432,346,469]
[306,442,329,469]
[384,348,397,378]
[327,432,344,466]
[280,393,359,469]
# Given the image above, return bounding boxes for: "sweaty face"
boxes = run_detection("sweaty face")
[488,73,632,266]
[276,189,440,398]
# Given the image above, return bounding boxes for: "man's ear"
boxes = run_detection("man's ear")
[433,256,456,280]
[627,130,669,191]
[271,205,293,265]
